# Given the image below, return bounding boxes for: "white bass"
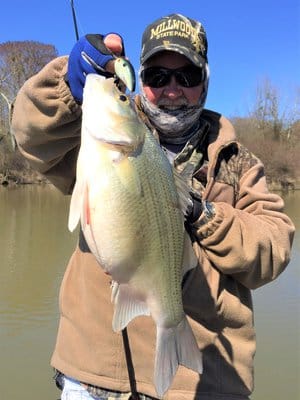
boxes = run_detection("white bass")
[68,73,203,397]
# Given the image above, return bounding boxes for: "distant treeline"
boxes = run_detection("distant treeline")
[0,40,299,190]
[0,115,299,190]
[233,116,300,190]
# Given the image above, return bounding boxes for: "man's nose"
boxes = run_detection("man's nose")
[162,76,183,98]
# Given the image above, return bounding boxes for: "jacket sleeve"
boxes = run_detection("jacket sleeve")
[11,56,82,194]
[193,149,295,290]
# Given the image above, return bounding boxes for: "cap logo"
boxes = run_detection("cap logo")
[149,17,205,54]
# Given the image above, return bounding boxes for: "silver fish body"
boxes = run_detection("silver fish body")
[68,74,202,397]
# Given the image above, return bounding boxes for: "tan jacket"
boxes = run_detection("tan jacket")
[12,56,295,400]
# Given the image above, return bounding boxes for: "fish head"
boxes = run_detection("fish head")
[82,74,145,153]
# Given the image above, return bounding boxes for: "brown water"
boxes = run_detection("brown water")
[0,185,299,399]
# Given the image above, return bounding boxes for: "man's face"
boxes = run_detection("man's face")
[141,51,204,107]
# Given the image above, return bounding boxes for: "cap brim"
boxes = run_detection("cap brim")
[141,44,206,68]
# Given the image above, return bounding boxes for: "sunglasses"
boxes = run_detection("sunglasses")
[141,65,205,88]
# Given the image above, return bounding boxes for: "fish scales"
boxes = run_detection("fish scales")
[128,131,184,325]
[68,74,203,397]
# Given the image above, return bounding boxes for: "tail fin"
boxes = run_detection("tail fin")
[154,317,203,398]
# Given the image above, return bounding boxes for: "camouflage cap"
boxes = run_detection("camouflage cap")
[140,14,208,67]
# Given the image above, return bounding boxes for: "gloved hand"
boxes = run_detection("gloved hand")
[67,33,125,104]
[185,190,203,224]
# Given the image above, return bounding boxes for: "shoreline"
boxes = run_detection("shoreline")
[1,173,299,193]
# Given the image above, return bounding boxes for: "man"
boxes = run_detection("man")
[12,13,294,400]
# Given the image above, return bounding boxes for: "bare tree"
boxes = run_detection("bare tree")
[0,40,58,99]
[0,40,58,149]
[250,78,300,142]
[251,79,281,140]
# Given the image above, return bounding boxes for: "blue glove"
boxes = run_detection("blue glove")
[67,33,124,104]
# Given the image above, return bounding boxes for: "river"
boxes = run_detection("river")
[0,185,299,399]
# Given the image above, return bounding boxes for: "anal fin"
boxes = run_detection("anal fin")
[111,282,150,332]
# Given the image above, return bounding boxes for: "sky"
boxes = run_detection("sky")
[1,0,299,117]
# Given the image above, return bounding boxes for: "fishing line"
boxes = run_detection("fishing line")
[70,0,79,40]
[67,0,85,40]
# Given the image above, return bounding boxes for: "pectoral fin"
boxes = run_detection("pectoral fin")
[114,156,141,196]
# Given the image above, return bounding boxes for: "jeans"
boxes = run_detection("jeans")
[60,375,154,400]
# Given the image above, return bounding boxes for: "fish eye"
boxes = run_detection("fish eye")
[119,94,128,102]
